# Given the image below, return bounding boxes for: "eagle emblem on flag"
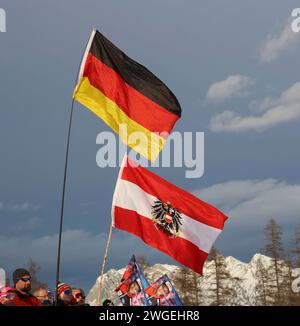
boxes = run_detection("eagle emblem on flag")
[151,199,183,238]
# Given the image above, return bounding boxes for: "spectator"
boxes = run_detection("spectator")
[11,268,41,306]
[72,288,89,306]
[0,286,16,306]
[56,282,77,306]
[34,287,53,306]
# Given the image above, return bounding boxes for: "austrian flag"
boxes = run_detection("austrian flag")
[112,156,229,275]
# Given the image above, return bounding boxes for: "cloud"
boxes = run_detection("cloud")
[10,202,31,212]
[194,179,300,229]
[209,82,300,132]
[206,75,253,103]
[14,217,42,233]
[260,18,300,63]
[3,202,40,213]
[0,230,104,289]
[193,178,300,258]
[248,96,277,113]
[194,179,280,211]
[0,229,166,291]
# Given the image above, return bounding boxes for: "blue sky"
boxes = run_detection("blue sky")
[0,0,300,292]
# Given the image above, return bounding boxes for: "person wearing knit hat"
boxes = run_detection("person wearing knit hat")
[11,268,41,306]
[13,268,32,295]
[13,268,31,286]
[56,282,77,306]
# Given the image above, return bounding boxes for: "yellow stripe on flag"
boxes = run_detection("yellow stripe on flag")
[73,77,165,161]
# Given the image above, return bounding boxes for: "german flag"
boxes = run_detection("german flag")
[73,30,181,161]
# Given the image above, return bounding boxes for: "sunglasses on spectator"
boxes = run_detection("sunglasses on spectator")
[75,293,85,299]
[63,289,73,296]
[18,277,31,282]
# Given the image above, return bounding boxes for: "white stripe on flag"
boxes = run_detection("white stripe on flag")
[112,179,222,253]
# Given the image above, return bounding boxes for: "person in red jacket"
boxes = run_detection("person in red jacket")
[11,268,41,306]
[0,286,16,306]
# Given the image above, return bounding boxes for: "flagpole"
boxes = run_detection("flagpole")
[54,97,75,305]
[96,155,126,305]
[54,29,96,305]
[97,221,113,306]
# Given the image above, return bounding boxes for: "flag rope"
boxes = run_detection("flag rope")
[97,221,113,306]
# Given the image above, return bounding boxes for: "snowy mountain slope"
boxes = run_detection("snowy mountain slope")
[86,254,275,306]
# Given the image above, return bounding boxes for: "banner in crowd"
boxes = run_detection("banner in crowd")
[114,255,149,306]
[145,274,184,306]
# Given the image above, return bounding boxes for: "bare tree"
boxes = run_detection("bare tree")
[291,220,300,268]
[136,256,150,279]
[254,256,268,305]
[290,221,300,305]
[26,258,48,292]
[207,247,238,306]
[174,267,194,305]
[263,218,289,305]
[283,257,298,305]
[191,270,203,305]
[174,266,204,306]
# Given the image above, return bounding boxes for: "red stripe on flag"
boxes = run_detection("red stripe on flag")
[121,159,228,230]
[83,53,179,135]
[114,206,208,275]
